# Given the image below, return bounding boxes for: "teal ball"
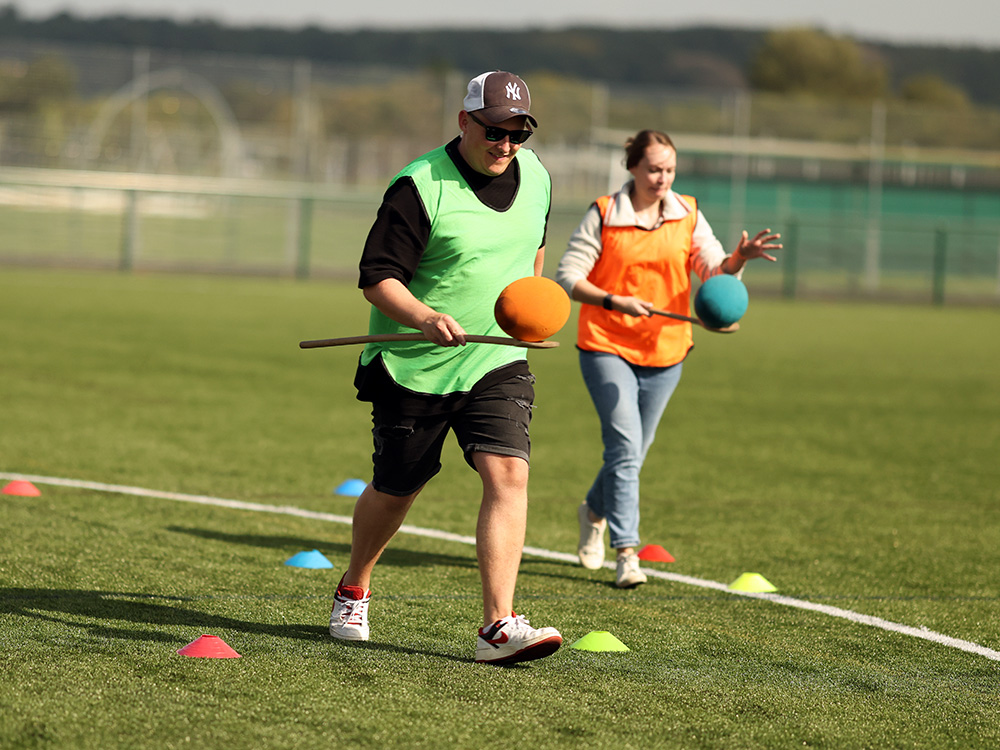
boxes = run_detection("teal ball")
[694,275,748,328]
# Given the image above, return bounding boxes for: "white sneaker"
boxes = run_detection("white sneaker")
[577,503,606,570]
[616,553,648,588]
[475,613,562,665]
[329,583,371,641]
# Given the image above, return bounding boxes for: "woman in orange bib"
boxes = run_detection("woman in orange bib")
[556,129,781,587]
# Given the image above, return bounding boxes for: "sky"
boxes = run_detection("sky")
[17,0,1000,49]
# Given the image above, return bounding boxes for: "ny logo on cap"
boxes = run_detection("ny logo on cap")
[505,82,522,101]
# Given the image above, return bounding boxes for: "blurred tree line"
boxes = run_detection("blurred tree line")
[1,5,998,106]
[1,7,998,176]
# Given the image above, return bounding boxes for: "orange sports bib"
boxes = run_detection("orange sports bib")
[576,194,699,367]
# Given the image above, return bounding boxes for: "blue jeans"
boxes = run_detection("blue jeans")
[579,350,683,549]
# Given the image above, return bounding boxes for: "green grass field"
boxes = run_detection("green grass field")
[2,268,999,749]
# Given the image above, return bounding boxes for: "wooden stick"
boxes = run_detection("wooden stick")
[299,333,560,349]
[649,309,739,333]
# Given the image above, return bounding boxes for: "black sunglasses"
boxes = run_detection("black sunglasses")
[467,111,533,145]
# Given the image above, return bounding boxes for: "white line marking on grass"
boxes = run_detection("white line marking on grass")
[5,472,999,662]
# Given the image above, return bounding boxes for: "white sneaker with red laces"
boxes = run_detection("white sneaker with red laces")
[475,613,562,664]
[329,583,371,641]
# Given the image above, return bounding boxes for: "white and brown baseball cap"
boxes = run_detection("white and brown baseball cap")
[463,71,537,127]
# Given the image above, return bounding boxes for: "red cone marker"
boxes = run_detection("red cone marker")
[176,634,241,658]
[2,480,41,497]
[637,544,675,563]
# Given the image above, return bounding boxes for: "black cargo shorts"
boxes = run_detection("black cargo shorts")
[354,355,535,496]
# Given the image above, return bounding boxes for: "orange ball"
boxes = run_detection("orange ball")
[494,276,571,342]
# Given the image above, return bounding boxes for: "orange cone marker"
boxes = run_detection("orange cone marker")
[177,634,241,658]
[2,480,41,497]
[637,544,675,563]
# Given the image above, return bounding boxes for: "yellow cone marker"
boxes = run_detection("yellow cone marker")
[569,631,630,652]
[728,572,777,593]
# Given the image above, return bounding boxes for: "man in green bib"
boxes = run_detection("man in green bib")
[329,71,562,665]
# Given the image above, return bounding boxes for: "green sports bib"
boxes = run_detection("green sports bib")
[361,146,550,394]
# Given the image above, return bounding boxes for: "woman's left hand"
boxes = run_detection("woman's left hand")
[736,229,782,262]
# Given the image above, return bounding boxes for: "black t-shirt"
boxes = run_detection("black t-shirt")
[357,137,549,289]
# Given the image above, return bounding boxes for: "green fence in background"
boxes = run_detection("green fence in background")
[678,175,1000,304]
[1,168,998,306]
